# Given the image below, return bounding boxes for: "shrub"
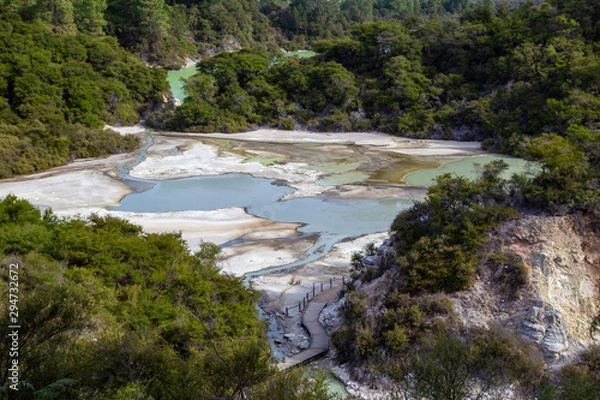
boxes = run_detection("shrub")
[340,292,366,322]
[331,326,356,363]
[581,345,600,374]
[391,162,518,294]
[487,251,529,297]
[355,326,378,358]
[389,327,545,400]
[384,324,409,353]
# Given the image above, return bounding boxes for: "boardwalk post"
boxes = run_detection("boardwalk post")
[342,276,345,285]
[306,292,310,303]
[320,282,323,292]
[329,278,332,288]
[298,302,301,312]
[286,307,289,317]
[313,282,315,297]
[303,298,306,309]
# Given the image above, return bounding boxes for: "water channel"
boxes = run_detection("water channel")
[114,172,414,282]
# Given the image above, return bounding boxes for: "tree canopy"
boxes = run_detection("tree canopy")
[0,195,337,399]
[156,2,599,214]
[0,11,168,178]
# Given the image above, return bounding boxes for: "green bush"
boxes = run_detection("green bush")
[0,12,167,177]
[331,326,356,363]
[0,196,269,399]
[391,162,518,294]
[392,327,545,400]
[487,251,529,296]
[538,351,600,400]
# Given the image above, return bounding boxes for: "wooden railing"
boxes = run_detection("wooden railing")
[284,276,346,317]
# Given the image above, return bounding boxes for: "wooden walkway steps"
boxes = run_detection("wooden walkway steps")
[277,286,340,370]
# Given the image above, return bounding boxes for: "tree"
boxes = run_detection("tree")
[201,337,271,399]
[248,367,340,400]
[522,133,594,212]
[341,0,374,23]
[72,0,107,36]
[0,198,271,398]
[0,280,95,394]
[391,162,518,293]
[393,329,544,400]
[38,0,78,34]
[408,334,474,400]
[138,0,169,53]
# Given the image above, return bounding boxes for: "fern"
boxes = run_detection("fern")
[34,379,78,400]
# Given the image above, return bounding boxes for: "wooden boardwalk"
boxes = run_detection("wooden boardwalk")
[277,286,340,370]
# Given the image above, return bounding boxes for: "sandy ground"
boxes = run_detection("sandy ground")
[111,208,304,263]
[163,129,483,156]
[131,136,318,182]
[220,235,316,277]
[251,231,389,360]
[128,136,327,198]
[323,183,427,201]
[252,232,389,312]
[130,130,482,200]
[0,170,132,212]
[0,130,481,296]
[105,124,146,136]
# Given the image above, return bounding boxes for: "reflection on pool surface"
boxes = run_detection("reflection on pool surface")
[404,154,536,186]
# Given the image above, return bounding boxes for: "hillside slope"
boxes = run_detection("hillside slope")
[453,214,599,362]
[326,203,600,398]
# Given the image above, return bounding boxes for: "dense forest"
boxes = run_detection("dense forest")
[154,1,599,215]
[0,196,337,399]
[0,8,167,178]
[0,0,506,178]
[2,0,524,68]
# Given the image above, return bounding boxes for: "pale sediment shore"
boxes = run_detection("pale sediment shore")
[128,129,481,199]
[105,124,146,136]
[0,170,132,212]
[0,128,479,278]
[160,128,483,156]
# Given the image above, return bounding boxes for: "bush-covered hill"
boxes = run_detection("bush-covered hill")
[0,195,339,399]
[0,11,167,178]
[157,2,599,215]
[3,0,527,68]
[333,163,600,399]
[0,195,262,398]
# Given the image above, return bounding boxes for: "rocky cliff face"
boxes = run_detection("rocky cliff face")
[324,214,600,399]
[452,214,599,364]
